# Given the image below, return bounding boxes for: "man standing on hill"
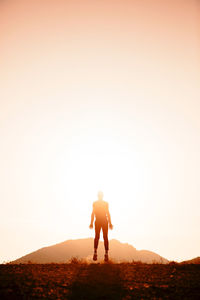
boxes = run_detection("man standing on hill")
[89,191,113,261]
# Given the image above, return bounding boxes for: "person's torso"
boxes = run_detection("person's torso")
[93,200,108,222]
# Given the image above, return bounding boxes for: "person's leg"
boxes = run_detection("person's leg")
[93,221,101,260]
[102,222,109,261]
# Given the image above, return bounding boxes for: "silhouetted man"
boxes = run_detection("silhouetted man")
[89,191,113,261]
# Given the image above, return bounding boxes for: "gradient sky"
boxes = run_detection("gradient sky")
[0,0,200,263]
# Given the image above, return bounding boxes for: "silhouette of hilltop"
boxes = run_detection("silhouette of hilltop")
[12,238,168,264]
[181,257,200,264]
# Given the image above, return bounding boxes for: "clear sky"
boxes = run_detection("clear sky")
[0,0,200,263]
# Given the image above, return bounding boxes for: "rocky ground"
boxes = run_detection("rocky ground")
[0,263,200,299]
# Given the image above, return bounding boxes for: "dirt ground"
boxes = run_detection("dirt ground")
[0,263,200,299]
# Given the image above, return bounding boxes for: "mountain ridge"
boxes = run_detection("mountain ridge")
[12,238,169,264]
[180,257,200,264]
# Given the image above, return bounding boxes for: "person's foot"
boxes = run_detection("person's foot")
[104,253,109,262]
[93,253,97,261]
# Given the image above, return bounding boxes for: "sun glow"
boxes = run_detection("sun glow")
[1,0,200,264]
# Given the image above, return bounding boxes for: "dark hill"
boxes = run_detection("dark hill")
[181,257,200,264]
[12,238,168,264]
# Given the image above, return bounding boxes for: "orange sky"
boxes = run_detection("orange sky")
[0,0,200,263]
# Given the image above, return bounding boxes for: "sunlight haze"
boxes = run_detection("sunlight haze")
[0,0,200,263]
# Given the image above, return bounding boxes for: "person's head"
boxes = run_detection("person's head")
[97,191,104,200]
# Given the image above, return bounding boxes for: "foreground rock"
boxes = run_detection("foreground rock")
[0,263,200,299]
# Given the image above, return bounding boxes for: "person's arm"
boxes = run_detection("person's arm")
[106,203,113,230]
[89,204,95,229]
